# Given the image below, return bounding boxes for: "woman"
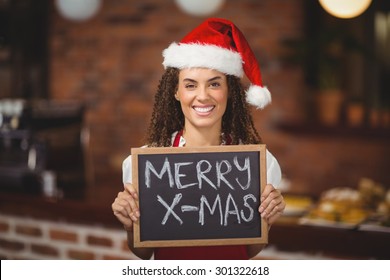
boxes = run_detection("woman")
[112,18,285,260]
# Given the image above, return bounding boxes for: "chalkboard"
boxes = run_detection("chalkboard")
[131,145,267,248]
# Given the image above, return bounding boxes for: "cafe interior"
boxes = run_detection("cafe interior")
[0,0,389,260]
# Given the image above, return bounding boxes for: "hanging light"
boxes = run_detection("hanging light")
[318,0,372,19]
[175,0,225,17]
[55,0,102,22]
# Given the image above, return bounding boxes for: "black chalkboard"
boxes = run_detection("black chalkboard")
[131,145,267,248]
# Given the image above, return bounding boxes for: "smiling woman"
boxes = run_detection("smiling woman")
[175,68,228,139]
[112,18,285,260]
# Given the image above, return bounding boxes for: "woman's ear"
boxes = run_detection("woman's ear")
[174,93,179,101]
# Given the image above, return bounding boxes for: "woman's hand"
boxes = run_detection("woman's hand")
[111,183,140,231]
[259,184,285,225]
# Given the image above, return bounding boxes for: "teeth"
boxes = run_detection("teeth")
[194,106,214,113]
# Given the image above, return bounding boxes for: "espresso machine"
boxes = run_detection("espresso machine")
[0,99,86,199]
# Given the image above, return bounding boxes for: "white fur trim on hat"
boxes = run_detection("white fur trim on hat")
[246,85,271,109]
[162,42,244,77]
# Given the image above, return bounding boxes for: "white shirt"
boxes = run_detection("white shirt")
[122,132,282,187]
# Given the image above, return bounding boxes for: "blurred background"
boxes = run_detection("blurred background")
[0,0,389,259]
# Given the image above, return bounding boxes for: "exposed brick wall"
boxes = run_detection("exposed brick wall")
[0,213,336,260]
[0,214,136,260]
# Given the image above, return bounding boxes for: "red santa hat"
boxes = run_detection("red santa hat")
[162,18,271,109]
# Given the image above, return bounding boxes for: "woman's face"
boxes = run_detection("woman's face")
[176,68,228,132]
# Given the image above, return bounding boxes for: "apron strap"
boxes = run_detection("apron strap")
[173,130,232,147]
[173,130,183,147]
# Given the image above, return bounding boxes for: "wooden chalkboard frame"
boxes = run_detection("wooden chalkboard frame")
[131,144,268,248]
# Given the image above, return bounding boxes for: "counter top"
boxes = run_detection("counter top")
[0,191,119,227]
[1,191,389,259]
[269,216,390,259]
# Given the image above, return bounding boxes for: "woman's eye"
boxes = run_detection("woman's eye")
[210,82,220,88]
[185,84,195,89]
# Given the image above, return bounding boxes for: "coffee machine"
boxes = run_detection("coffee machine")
[0,99,86,199]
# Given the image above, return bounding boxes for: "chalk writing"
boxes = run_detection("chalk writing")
[156,193,258,226]
[145,156,251,191]
[142,154,257,227]
[132,146,267,246]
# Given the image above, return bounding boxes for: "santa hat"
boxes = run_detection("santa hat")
[162,18,271,109]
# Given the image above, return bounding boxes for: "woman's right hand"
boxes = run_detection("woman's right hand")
[112,183,140,231]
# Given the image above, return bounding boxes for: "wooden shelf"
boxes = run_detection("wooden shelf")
[276,122,390,140]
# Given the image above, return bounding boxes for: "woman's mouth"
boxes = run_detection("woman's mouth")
[193,106,215,113]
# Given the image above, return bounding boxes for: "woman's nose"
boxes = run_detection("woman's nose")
[196,86,209,100]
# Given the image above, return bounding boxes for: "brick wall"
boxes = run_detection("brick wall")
[0,213,334,260]
[0,214,136,260]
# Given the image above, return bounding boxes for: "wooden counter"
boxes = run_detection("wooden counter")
[0,191,119,227]
[268,217,390,259]
[1,191,389,259]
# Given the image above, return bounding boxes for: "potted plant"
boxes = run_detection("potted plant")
[346,95,365,127]
[281,26,366,126]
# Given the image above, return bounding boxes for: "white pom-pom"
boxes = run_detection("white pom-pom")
[245,85,271,109]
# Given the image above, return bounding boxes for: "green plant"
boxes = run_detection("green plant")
[281,26,367,91]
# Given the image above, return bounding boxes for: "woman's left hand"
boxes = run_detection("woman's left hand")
[259,184,285,225]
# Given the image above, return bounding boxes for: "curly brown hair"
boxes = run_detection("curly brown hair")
[145,67,262,147]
